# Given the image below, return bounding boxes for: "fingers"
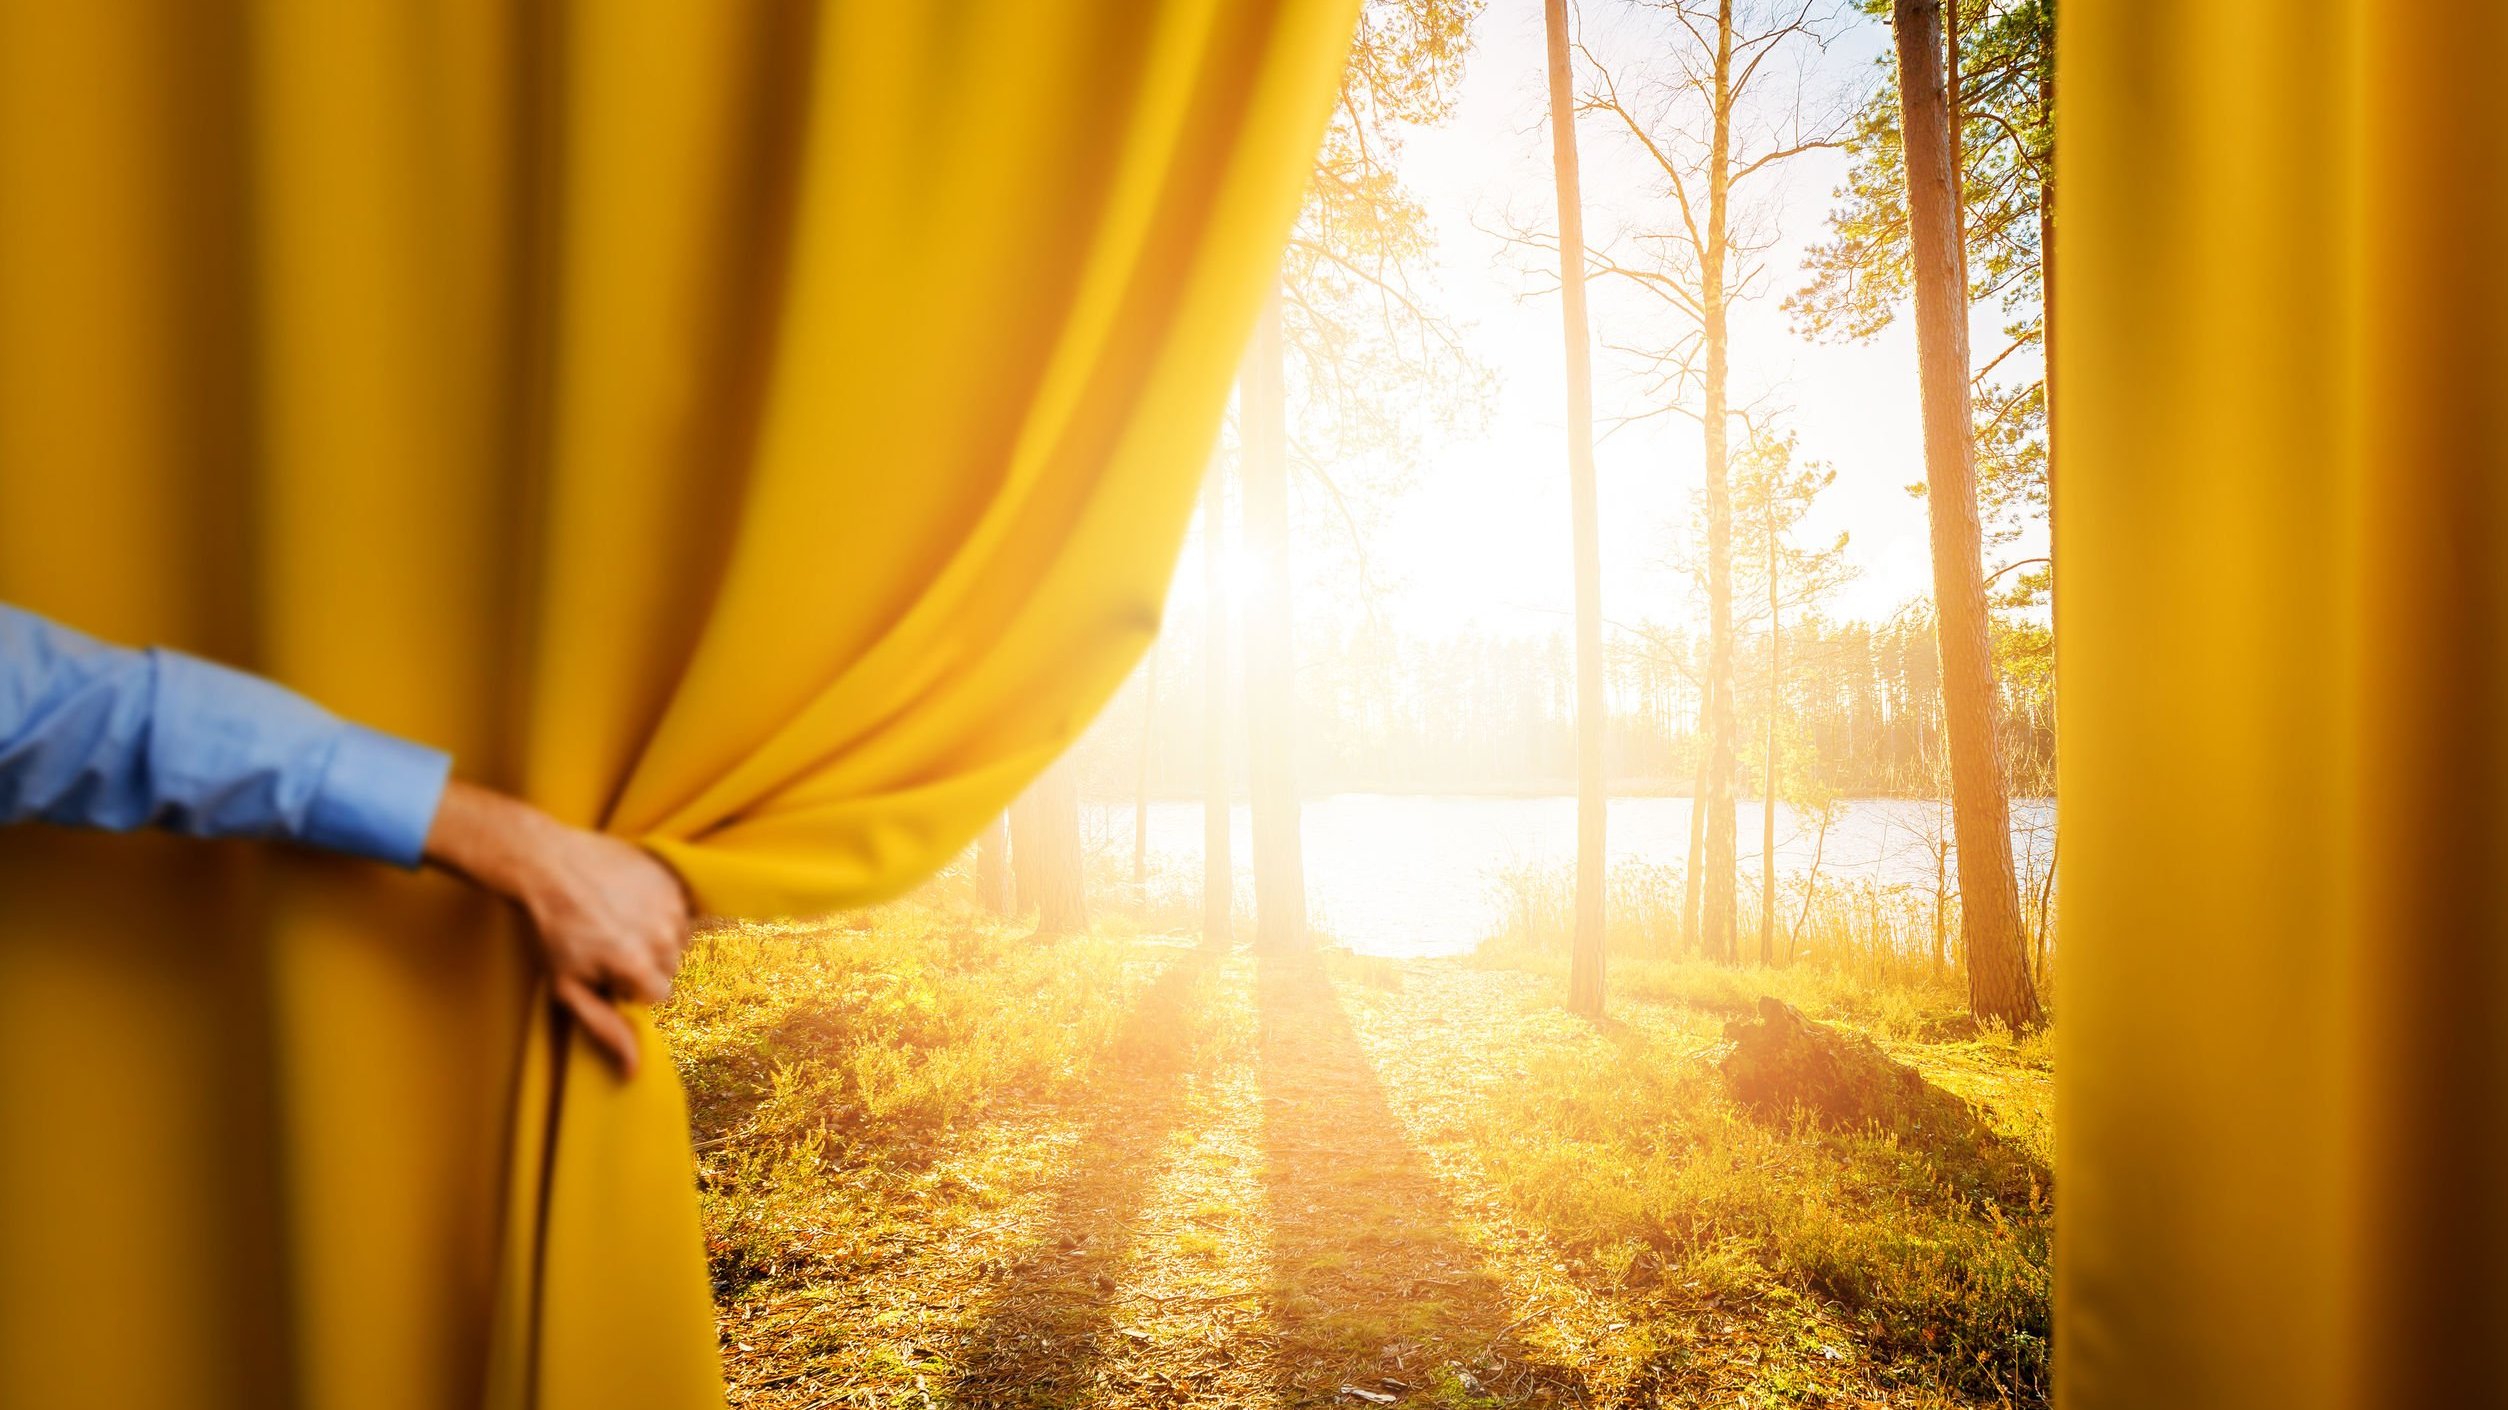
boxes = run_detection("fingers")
[601,953,671,1006]
[503,825,697,1082]
[630,844,694,990]
[646,913,688,988]
[649,939,683,990]
[606,918,677,1005]
[555,973,642,1080]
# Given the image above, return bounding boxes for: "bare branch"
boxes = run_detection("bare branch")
[1966,106,2048,180]
[1730,137,1844,186]
[1984,556,2051,589]
[1577,42,1709,266]
[1971,334,2031,386]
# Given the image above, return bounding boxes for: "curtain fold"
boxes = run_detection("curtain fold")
[0,2,1357,1405]
[2063,2,2508,1405]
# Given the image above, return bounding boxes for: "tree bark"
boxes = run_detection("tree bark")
[1202,461,1234,942]
[2040,65,2056,570]
[1544,0,1607,1016]
[1946,0,1965,305]
[2039,53,2058,976]
[976,812,1012,917]
[1241,291,1306,952]
[1891,0,2040,1029]
[1698,0,1739,967]
[2036,51,2057,992]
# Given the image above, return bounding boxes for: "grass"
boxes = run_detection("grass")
[659,896,2052,1408]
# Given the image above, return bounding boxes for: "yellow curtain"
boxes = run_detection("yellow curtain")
[0,3,1355,1406]
[2064,3,2508,1405]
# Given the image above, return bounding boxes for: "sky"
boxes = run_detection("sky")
[1263,0,2045,642]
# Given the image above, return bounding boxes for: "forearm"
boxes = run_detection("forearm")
[0,604,449,865]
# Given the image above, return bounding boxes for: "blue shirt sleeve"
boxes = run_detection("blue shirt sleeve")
[0,603,452,868]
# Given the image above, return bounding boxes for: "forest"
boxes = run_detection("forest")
[1079,609,2054,800]
[669,0,2060,1405]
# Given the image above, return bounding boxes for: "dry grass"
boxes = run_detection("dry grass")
[659,902,2050,1409]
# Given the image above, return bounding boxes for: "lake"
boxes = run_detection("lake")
[1085,794,2057,958]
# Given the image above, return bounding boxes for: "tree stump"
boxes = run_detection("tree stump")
[1721,996,1927,1126]
[1720,996,2047,1209]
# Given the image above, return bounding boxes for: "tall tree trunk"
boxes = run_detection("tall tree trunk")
[976,812,1012,917]
[1010,761,1088,936]
[1891,0,2040,1029]
[1133,641,1159,889]
[1544,0,1607,1017]
[1946,0,1965,303]
[1699,0,1739,966]
[2036,50,2057,991]
[1241,291,1305,952]
[1202,461,1234,941]
[2039,65,2056,576]
[1760,496,1779,966]
[2038,57,2059,968]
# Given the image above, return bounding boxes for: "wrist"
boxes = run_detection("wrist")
[424,779,560,909]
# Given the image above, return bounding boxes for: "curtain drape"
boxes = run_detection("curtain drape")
[0,3,1356,1406]
[2064,3,2508,1405]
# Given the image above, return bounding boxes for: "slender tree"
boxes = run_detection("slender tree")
[1564,0,1849,963]
[1890,0,2039,1028]
[1010,796,1039,913]
[1793,0,2054,610]
[1544,0,1608,1016]
[1241,292,1307,952]
[1698,1,1739,966]
[976,813,1013,917]
[1246,0,1483,953]
[1133,639,1160,889]
[1759,485,1779,964]
[1011,762,1089,937]
[1733,423,1851,964]
[1202,461,1234,942]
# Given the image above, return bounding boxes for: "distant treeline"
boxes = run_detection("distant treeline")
[1075,608,2055,802]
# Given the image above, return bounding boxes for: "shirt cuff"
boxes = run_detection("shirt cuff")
[303,723,452,869]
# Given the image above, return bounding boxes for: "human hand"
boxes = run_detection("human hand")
[421,779,693,1078]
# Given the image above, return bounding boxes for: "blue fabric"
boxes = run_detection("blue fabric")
[0,603,450,867]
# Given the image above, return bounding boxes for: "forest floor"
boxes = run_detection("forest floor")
[659,905,2052,1410]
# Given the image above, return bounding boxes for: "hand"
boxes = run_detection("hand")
[421,779,694,1079]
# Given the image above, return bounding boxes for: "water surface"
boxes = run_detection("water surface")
[1087,794,2055,958]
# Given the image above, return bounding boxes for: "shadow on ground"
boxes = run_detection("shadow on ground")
[1255,952,1594,1406]
[943,943,1227,1407]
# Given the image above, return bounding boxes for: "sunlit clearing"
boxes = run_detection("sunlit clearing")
[693,1,2057,1406]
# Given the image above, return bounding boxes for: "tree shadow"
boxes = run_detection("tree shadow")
[942,944,1226,1408]
[1255,952,1596,1405]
